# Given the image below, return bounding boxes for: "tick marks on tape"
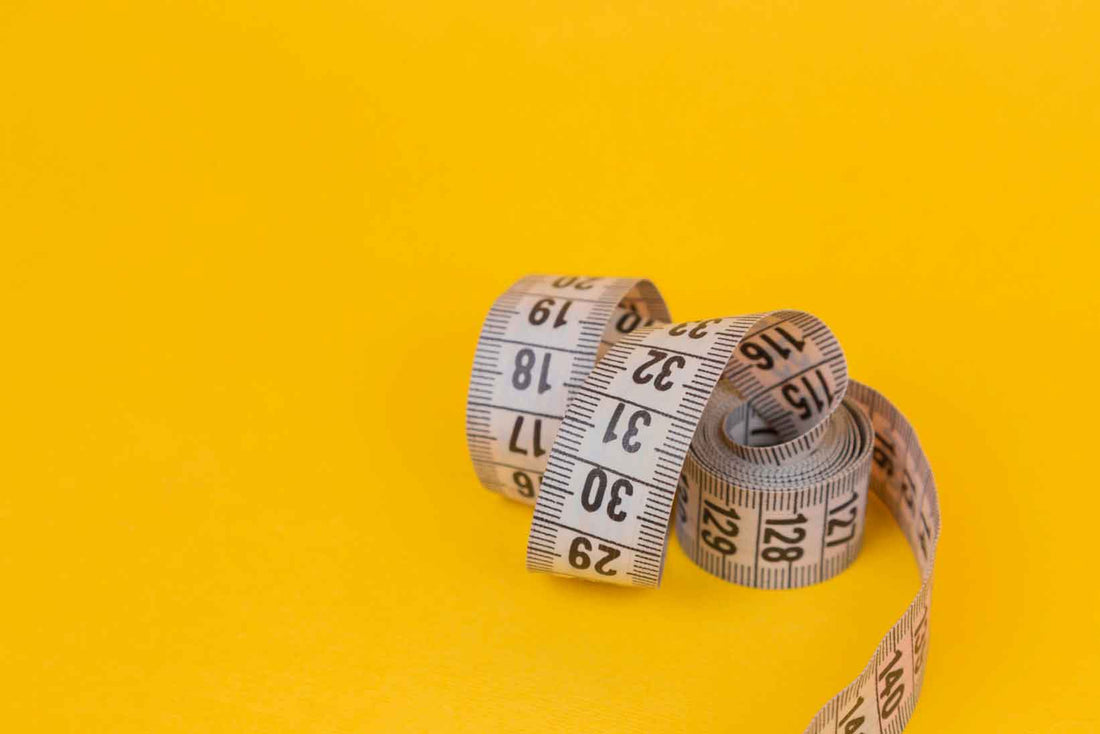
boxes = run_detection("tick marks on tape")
[466,275,939,734]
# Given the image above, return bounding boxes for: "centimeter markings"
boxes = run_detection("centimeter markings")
[467,275,670,505]
[804,384,938,734]
[527,311,853,588]
[468,275,941,734]
[530,321,701,581]
[681,395,875,590]
[680,444,869,590]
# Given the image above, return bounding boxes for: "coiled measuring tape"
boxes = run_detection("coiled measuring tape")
[466,275,940,734]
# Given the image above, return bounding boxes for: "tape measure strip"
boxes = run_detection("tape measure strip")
[466,275,941,733]
[804,380,937,734]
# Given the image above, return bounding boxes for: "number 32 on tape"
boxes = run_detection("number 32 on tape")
[465,275,940,734]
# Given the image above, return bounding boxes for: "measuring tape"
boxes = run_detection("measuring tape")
[466,275,940,733]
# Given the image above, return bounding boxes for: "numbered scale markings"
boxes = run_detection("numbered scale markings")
[465,275,941,734]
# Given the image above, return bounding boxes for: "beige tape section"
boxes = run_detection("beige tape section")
[465,275,940,733]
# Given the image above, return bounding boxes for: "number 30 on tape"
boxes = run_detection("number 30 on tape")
[465,275,940,734]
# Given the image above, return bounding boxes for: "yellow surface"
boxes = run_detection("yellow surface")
[2,1,1098,731]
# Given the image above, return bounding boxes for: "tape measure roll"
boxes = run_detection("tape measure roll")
[465,275,940,734]
[676,383,875,589]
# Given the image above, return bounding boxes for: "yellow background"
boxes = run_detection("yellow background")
[2,1,1098,731]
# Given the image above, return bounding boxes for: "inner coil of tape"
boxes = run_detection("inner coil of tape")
[678,382,875,588]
